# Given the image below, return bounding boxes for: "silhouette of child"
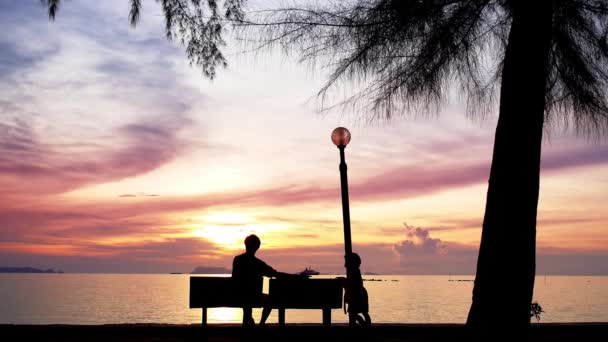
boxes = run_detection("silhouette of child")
[343,253,371,326]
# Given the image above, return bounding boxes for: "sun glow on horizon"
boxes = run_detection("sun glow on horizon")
[191,211,293,249]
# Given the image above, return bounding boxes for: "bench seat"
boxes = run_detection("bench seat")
[189,276,343,327]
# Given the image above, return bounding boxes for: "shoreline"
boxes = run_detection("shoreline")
[2,323,607,341]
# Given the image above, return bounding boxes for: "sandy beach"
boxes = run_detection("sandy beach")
[2,323,607,341]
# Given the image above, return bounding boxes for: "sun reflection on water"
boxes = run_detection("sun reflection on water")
[207,307,241,323]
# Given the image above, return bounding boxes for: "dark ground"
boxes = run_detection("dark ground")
[2,323,607,342]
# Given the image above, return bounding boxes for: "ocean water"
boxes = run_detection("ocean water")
[0,274,606,324]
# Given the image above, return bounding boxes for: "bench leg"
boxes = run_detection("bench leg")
[202,307,207,327]
[278,308,285,328]
[322,308,331,327]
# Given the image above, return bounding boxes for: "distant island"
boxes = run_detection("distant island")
[191,266,231,274]
[0,267,64,274]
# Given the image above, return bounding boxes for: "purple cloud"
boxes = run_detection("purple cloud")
[0,115,192,194]
[217,142,608,208]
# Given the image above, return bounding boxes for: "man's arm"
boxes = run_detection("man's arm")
[275,271,309,279]
[259,260,278,278]
[257,258,308,279]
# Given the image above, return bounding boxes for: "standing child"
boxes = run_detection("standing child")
[343,253,371,326]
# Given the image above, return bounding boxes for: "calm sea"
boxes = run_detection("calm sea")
[1,274,606,324]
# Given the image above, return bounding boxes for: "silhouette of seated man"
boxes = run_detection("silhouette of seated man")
[232,234,298,327]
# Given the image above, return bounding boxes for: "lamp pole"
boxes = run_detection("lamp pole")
[338,144,353,258]
[332,127,355,325]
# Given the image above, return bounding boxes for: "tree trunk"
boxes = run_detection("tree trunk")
[466,1,553,333]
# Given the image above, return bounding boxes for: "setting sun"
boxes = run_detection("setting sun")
[191,212,292,249]
[191,212,252,248]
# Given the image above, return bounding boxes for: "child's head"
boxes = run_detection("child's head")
[347,253,362,268]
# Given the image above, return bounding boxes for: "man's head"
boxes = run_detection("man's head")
[244,234,261,254]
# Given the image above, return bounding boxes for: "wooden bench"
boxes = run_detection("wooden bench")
[189,276,342,327]
[269,278,343,327]
[189,276,262,326]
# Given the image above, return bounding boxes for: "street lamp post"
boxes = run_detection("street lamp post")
[332,127,355,324]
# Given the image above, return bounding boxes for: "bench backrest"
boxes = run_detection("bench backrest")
[190,276,263,308]
[190,276,343,309]
[269,278,342,309]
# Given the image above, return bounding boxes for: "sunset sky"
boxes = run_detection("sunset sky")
[1,1,607,275]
